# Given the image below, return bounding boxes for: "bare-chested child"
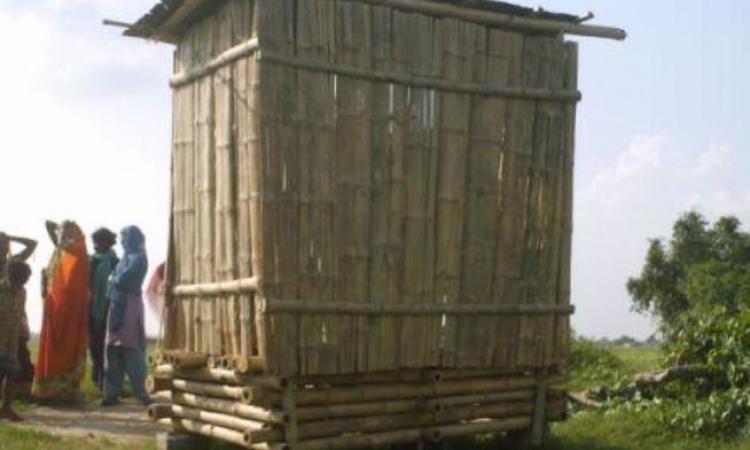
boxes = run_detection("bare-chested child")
[0,261,31,421]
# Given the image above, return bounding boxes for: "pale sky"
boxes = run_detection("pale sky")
[2,0,749,339]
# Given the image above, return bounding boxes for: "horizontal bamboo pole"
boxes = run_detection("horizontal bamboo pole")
[148,403,172,420]
[172,378,257,403]
[169,404,271,434]
[169,40,581,102]
[160,417,287,450]
[266,300,575,316]
[294,368,544,386]
[296,398,436,422]
[430,416,532,440]
[153,364,287,389]
[258,51,581,102]
[148,349,164,367]
[293,400,542,441]
[423,389,535,410]
[294,376,561,406]
[295,397,565,442]
[163,351,209,369]
[171,40,259,87]
[294,428,435,450]
[234,356,267,374]
[146,375,172,394]
[165,417,256,448]
[166,390,287,424]
[337,0,626,40]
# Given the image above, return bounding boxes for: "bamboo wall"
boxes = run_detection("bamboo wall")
[164,0,577,377]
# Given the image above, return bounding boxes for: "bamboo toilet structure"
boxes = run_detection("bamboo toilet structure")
[123,0,624,448]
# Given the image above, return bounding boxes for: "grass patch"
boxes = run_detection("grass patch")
[0,426,156,450]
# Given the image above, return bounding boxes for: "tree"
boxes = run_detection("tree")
[627,212,750,333]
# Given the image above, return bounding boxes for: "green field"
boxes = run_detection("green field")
[2,343,748,450]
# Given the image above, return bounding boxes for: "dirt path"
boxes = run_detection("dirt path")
[15,399,159,443]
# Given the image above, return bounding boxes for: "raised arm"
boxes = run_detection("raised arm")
[45,220,60,247]
[7,235,37,262]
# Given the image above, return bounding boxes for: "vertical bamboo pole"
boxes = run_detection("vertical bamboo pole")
[332,0,373,373]
[434,17,470,368]
[456,21,496,368]
[296,0,337,374]
[555,41,578,367]
[386,10,409,371]
[366,4,392,372]
[258,0,300,375]
[490,30,525,369]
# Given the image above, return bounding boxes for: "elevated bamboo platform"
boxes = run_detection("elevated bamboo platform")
[149,356,567,449]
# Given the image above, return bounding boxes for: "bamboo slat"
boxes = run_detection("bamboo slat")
[332,0,626,40]
[173,277,259,296]
[168,390,287,423]
[172,378,256,403]
[152,364,287,390]
[293,375,559,406]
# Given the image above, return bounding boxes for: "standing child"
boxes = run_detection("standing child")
[0,261,31,421]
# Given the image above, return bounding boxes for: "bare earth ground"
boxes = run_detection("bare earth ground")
[14,399,158,443]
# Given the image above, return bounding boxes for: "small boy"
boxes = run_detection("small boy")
[0,261,31,421]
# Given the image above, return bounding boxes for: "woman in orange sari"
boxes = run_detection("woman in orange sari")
[32,221,90,402]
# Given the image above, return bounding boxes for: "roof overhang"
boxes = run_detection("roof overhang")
[124,0,624,44]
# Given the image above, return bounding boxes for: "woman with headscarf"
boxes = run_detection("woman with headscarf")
[88,228,119,391]
[32,220,90,402]
[102,225,150,406]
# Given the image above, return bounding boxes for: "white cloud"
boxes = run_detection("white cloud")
[584,134,667,207]
[685,190,750,218]
[684,142,733,177]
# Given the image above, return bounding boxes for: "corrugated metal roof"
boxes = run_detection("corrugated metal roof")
[125,0,580,42]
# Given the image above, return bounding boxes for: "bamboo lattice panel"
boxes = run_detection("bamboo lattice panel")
[165,0,576,376]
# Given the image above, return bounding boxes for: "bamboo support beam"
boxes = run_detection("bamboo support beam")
[293,368,541,386]
[172,378,258,404]
[293,401,539,441]
[257,51,580,102]
[266,300,574,316]
[146,375,172,394]
[166,390,287,424]
[234,356,268,374]
[159,417,287,450]
[148,403,173,420]
[169,43,581,103]
[293,428,436,450]
[152,363,286,389]
[336,0,626,40]
[296,398,436,422]
[172,276,260,296]
[168,403,273,434]
[294,376,562,406]
[423,389,535,410]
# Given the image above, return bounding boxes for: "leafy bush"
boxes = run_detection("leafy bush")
[593,309,750,438]
[569,338,626,389]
